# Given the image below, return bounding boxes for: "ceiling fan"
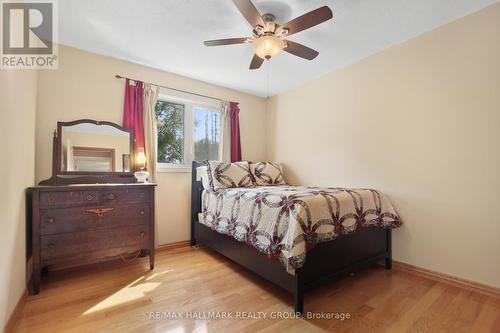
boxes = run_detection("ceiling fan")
[203,0,333,70]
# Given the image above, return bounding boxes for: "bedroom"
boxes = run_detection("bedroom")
[1,0,499,332]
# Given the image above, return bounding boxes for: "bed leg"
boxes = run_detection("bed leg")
[191,219,197,246]
[385,257,392,270]
[294,272,304,315]
[385,229,392,270]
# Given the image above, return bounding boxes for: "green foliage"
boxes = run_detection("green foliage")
[194,138,219,161]
[156,100,184,163]
[155,101,221,164]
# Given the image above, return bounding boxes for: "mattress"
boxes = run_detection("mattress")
[199,185,401,272]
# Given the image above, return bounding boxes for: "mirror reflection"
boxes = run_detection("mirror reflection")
[61,123,131,172]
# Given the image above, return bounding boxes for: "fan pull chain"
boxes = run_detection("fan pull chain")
[266,67,270,99]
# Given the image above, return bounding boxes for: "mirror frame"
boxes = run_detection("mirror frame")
[39,119,137,185]
[56,119,135,176]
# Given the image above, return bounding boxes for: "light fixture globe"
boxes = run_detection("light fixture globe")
[252,35,285,60]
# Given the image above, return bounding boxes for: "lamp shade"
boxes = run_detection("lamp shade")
[252,35,284,60]
[136,148,147,169]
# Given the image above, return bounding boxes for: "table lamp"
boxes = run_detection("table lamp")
[134,148,149,183]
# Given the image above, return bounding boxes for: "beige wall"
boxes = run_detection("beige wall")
[266,3,500,288]
[0,70,37,329]
[36,45,267,245]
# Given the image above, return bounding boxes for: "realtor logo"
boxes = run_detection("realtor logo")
[1,0,58,69]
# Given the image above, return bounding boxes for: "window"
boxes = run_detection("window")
[156,100,185,164]
[194,107,220,161]
[156,94,221,171]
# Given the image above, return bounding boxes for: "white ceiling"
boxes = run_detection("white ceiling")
[58,0,499,97]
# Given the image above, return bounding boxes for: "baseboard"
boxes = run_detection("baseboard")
[393,260,500,299]
[156,240,191,251]
[3,289,27,333]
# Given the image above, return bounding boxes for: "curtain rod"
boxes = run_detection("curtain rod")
[115,74,224,102]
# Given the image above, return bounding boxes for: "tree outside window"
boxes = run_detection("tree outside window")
[155,98,221,167]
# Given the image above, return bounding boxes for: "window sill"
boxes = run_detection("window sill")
[157,165,192,173]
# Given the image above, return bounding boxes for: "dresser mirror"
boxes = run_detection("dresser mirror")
[59,120,133,173]
[39,119,136,185]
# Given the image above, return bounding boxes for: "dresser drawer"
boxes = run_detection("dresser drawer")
[101,188,149,204]
[40,190,99,208]
[40,204,149,235]
[40,225,149,261]
[29,183,156,295]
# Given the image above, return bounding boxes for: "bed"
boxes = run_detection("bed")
[190,161,401,313]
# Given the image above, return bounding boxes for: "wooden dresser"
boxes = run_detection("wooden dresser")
[27,183,156,294]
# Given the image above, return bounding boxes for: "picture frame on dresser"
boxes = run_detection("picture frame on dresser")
[27,119,156,295]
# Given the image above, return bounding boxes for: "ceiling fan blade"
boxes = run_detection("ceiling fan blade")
[282,6,333,36]
[203,38,248,46]
[232,0,264,28]
[284,40,319,60]
[249,54,264,70]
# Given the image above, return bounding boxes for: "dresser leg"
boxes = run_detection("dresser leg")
[41,266,49,277]
[29,269,40,295]
[149,250,155,270]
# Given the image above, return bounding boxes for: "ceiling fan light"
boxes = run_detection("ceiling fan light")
[252,35,284,60]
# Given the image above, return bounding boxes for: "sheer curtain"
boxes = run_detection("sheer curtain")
[219,101,231,162]
[219,101,241,162]
[143,83,159,181]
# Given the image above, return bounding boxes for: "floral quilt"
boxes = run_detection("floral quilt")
[200,185,401,272]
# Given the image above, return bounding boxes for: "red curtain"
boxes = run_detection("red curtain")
[123,79,145,169]
[230,102,242,162]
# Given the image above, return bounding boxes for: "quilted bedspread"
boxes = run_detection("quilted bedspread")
[200,185,401,272]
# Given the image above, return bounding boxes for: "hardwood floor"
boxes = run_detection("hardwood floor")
[12,246,500,333]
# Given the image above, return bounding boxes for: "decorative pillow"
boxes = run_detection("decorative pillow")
[196,166,211,190]
[205,161,254,191]
[250,162,286,186]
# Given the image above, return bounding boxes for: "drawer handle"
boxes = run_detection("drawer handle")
[86,208,114,217]
[48,196,55,203]
[139,192,145,198]
[107,193,116,200]
[47,217,55,224]
[48,243,55,249]
[140,210,145,216]
[86,194,94,201]
[139,231,145,237]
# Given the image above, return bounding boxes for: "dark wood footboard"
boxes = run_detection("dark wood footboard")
[190,161,391,314]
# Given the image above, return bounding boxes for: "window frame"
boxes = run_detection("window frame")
[156,92,221,173]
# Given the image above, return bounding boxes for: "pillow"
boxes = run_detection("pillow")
[250,162,286,186]
[205,161,254,191]
[196,166,211,190]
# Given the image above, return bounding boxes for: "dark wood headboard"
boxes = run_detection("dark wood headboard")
[191,161,205,245]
